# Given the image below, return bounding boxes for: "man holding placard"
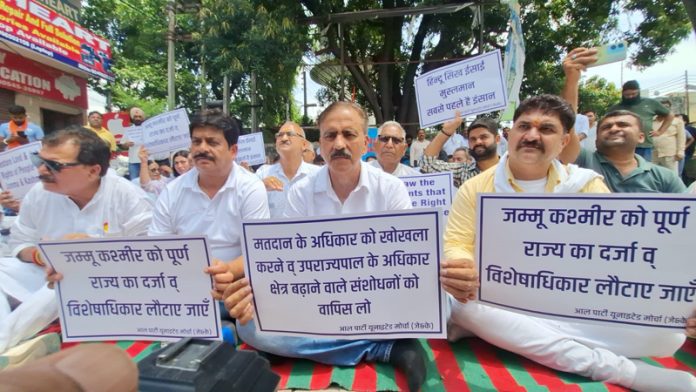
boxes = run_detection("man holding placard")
[370,121,420,177]
[0,126,153,352]
[442,49,696,391]
[148,109,269,298]
[255,121,319,218]
[224,102,427,392]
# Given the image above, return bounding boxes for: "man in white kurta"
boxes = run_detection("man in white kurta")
[225,102,427,392]
[369,121,420,177]
[148,110,269,298]
[0,126,153,352]
[254,121,319,218]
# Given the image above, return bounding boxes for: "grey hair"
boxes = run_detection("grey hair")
[378,121,406,139]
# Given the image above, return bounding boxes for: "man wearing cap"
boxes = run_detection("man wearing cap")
[607,80,673,162]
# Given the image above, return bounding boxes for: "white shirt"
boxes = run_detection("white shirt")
[284,161,411,217]
[121,125,142,163]
[149,163,270,261]
[369,159,420,177]
[581,123,597,152]
[410,139,431,166]
[574,113,592,150]
[10,172,154,256]
[497,134,508,157]
[255,161,320,218]
[442,133,467,155]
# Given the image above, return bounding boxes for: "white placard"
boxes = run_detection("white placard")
[415,50,508,128]
[401,172,454,220]
[123,126,143,145]
[141,109,191,155]
[477,193,696,330]
[0,142,41,199]
[242,209,446,339]
[235,133,266,166]
[41,236,221,342]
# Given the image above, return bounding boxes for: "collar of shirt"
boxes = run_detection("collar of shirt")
[596,151,651,179]
[314,161,371,201]
[180,162,242,196]
[502,159,562,192]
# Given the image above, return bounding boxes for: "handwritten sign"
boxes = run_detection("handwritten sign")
[41,236,220,342]
[242,210,446,339]
[236,133,266,166]
[401,172,454,221]
[477,194,696,330]
[141,109,191,155]
[415,50,508,128]
[0,142,41,199]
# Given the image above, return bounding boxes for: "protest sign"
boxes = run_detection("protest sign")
[242,209,446,339]
[40,236,220,342]
[141,109,191,155]
[415,50,507,128]
[477,194,696,330]
[401,172,454,220]
[0,142,41,199]
[236,133,266,166]
[123,126,143,145]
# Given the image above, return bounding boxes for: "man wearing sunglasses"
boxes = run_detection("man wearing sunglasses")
[254,121,319,217]
[370,121,420,177]
[0,126,152,352]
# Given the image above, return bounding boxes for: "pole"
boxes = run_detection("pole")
[223,74,229,115]
[303,70,308,120]
[478,4,484,54]
[251,71,258,133]
[686,70,690,119]
[167,0,176,110]
[339,23,345,100]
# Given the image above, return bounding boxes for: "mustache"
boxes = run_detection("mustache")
[330,149,352,160]
[193,152,214,161]
[516,140,545,152]
[39,174,55,183]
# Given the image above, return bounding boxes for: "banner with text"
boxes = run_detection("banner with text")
[0,0,114,81]
[415,50,507,128]
[401,172,454,221]
[236,133,266,166]
[242,209,446,339]
[0,48,88,108]
[0,142,40,199]
[141,109,191,156]
[477,194,695,330]
[41,236,220,342]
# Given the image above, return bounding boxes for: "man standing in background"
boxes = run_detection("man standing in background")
[0,105,44,150]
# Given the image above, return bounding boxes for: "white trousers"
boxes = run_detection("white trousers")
[448,298,685,387]
[0,258,58,353]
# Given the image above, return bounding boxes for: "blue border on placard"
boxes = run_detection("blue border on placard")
[477,194,696,330]
[242,210,445,336]
[42,236,220,340]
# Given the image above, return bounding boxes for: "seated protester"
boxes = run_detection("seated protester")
[371,121,420,176]
[420,114,501,188]
[451,147,472,164]
[155,158,174,179]
[560,59,685,193]
[138,146,171,196]
[223,102,427,392]
[0,126,152,352]
[172,150,192,177]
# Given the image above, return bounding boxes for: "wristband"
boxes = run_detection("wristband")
[32,249,45,267]
[440,129,453,137]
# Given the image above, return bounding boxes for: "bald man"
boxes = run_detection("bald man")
[255,121,320,217]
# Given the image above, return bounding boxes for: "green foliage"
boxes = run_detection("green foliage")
[578,76,622,117]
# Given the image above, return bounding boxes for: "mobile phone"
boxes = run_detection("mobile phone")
[588,41,627,68]
[17,131,26,138]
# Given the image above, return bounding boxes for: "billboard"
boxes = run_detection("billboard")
[0,0,114,81]
[0,48,88,108]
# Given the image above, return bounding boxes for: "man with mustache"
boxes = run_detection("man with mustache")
[223,102,427,392]
[419,114,500,188]
[607,80,673,162]
[255,121,319,217]
[0,126,152,352]
[442,48,696,391]
[371,121,420,176]
[148,109,269,298]
[120,107,146,179]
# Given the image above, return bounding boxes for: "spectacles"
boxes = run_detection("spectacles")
[30,152,81,173]
[275,131,304,139]
[377,135,404,145]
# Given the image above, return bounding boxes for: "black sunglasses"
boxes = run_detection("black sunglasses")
[30,152,81,173]
[377,135,404,145]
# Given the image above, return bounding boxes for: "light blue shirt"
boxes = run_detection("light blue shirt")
[0,122,44,143]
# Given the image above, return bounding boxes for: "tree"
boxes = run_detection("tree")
[578,76,622,117]
[300,0,691,134]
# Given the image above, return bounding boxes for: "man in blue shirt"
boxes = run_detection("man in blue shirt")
[0,106,44,150]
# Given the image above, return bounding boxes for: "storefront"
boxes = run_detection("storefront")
[0,0,113,132]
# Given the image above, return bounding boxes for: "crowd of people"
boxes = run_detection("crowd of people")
[0,47,694,392]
